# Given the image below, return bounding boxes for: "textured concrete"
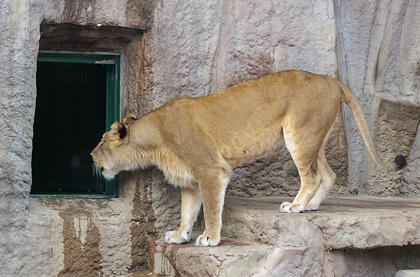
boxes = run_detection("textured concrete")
[396,270,420,277]
[0,1,46,276]
[334,0,420,195]
[2,0,420,276]
[150,197,420,276]
[0,1,154,276]
[222,197,420,249]
[120,271,158,277]
[223,196,420,276]
[149,235,305,277]
[43,0,153,29]
[149,0,346,202]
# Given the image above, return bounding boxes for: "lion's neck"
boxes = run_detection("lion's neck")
[127,143,194,188]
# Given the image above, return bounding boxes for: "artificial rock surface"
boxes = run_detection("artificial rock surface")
[150,197,420,277]
[149,0,345,201]
[222,197,420,249]
[396,270,420,277]
[2,0,420,276]
[149,236,296,277]
[335,0,420,195]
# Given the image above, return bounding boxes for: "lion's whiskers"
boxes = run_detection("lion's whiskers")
[92,162,102,179]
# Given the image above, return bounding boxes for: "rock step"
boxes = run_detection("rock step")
[119,270,158,277]
[148,235,303,277]
[222,196,420,249]
[149,197,420,276]
[396,269,420,277]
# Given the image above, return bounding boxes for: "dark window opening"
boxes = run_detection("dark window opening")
[31,53,120,198]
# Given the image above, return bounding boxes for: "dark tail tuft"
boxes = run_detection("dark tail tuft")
[394,155,407,170]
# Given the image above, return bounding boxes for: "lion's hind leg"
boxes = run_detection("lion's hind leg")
[305,148,336,211]
[280,119,337,213]
[280,128,326,213]
[305,123,337,211]
[280,162,321,213]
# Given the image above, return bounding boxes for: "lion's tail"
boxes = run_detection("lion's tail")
[339,82,406,171]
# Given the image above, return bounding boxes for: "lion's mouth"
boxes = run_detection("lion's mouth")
[92,162,102,177]
[92,158,107,178]
[91,157,118,180]
[92,163,117,181]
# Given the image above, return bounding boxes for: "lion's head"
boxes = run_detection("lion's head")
[91,113,137,180]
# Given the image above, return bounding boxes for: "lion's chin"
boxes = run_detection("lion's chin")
[102,169,118,180]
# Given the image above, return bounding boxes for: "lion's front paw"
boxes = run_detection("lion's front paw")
[280,201,304,213]
[194,233,220,247]
[305,205,319,211]
[305,202,320,211]
[164,230,191,244]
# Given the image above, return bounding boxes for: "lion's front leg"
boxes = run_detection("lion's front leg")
[194,172,230,247]
[164,187,202,244]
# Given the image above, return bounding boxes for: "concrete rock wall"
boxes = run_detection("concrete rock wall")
[0,0,156,276]
[334,0,420,196]
[150,0,345,200]
[0,0,44,275]
[42,0,152,29]
[1,0,420,275]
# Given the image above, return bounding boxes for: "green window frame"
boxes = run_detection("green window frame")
[31,52,121,199]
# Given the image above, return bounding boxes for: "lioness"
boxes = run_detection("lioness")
[91,70,406,246]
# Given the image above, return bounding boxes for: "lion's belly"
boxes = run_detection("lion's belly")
[220,128,284,167]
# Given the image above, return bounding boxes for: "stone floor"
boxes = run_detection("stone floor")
[148,196,420,276]
[395,269,420,277]
[121,271,158,277]
[222,196,420,249]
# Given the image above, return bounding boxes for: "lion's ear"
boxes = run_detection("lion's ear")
[109,121,127,146]
[123,113,137,126]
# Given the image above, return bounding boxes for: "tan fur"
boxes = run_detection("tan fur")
[91,70,405,247]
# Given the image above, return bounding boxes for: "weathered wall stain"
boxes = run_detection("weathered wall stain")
[129,170,157,272]
[62,0,97,24]
[58,216,103,277]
